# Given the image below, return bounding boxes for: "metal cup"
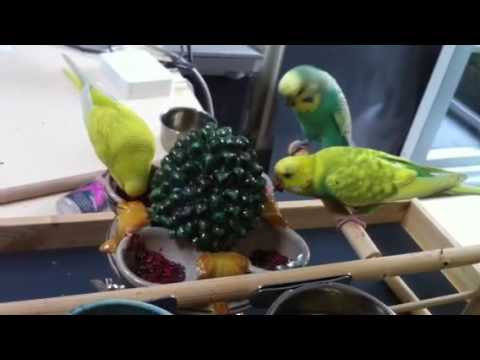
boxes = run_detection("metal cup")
[160,107,217,152]
[266,282,395,315]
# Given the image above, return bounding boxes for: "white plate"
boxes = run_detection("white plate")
[107,220,310,314]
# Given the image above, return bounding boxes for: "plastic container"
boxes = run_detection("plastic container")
[57,180,109,215]
[70,299,172,315]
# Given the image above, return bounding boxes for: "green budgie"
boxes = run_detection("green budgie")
[274,146,480,228]
[62,54,156,198]
[278,65,353,155]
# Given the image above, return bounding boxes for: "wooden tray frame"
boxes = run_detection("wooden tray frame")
[0,199,479,315]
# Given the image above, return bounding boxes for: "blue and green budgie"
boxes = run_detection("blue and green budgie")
[274,146,480,228]
[62,54,156,198]
[278,65,354,155]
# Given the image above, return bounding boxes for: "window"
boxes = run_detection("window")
[402,45,480,185]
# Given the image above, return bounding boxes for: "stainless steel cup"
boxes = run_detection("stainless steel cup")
[160,107,217,151]
[266,282,395,315]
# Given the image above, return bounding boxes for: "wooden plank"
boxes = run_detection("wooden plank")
[1,244,480,315]
[0,200,409,253]
[279,200,409,230]
[402,199,480,292]
[0,213,114,253]
[420,196,480,248]
[0,192,67,219]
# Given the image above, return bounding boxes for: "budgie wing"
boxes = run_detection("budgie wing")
[375,153,466,201]
[334,92,354,146]
[324,153,417,208]
[86,106,119,167]
[88,98,156,165]
[377,152,466,178]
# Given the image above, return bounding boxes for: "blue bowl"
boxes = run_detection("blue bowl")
[70,299,173,315]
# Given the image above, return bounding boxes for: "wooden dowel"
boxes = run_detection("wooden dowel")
[341,222,381,259]
[340,222,431,315]
[462,295,480,315]
[384,277,430,315]
[1,245,480,315]
[391,289,478,314]
[0,171,103,204]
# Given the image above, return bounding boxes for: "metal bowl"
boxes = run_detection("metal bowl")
[266,282,395,315]
[160,107,217,152]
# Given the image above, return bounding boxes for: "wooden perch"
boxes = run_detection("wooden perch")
[391,289,480,314]
[340,221,431,315]
[319,197,430,314]
[1,245,480,315]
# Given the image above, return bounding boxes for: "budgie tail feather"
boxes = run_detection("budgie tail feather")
[63,69,83,90]
[62,54,94,124]
[62,54,90,88]
[444,184,480,196]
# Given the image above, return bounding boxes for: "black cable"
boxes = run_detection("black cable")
[186,45,193,64]
[67,45,111,54]
[70,44,214,117]
[149,46,214,117]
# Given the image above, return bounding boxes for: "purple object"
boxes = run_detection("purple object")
[57,180,109,215]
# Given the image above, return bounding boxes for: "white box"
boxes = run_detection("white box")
[100,48,174,100]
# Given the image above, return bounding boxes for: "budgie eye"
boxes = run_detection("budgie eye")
[284,173,293,179]
[302,96,314,103]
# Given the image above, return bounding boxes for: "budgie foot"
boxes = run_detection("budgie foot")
[336,215,367,231]
[288,140,310,156]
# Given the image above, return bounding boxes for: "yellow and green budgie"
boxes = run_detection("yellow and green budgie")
[278,65,354,155]
[274,146,480,227]
[62,54,156,198]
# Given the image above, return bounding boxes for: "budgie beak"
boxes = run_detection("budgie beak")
[273,176,284,192]
[286,97,296,107]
